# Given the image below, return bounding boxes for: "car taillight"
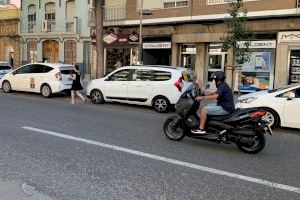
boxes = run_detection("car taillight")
[250,111,266,119]
[174,77,184,92]
[55,72,62,80]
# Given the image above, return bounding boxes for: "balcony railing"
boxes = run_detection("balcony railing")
[28,22,36,33]
[206,0,230,5]
[206,0,259,5]
[104,5,126,21]
[66,20,74,32]
[47,20,56,32]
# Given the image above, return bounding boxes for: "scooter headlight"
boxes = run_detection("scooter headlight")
[238,97,257,103]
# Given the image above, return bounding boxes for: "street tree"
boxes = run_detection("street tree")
[221,0,251,92]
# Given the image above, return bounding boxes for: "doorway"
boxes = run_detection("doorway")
[43,40,59,63]
[208,52,227,81]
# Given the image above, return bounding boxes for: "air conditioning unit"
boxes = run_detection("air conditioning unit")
[41,20,48,32]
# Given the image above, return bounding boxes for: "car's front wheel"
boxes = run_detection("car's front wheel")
[2,81,12,93]
[153,96,171,113]
[41,84,52,98]
[90,89,104,104]
[261,108,279,128]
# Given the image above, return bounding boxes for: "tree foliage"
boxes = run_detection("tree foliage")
[222,0,251,66]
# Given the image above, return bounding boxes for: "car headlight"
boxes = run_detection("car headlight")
[237,97,257,103]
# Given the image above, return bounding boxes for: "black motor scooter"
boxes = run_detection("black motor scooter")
[163,84,272,154]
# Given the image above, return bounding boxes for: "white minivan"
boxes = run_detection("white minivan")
[0,61,12,79]
[0,63,74,97]
[86,65,193,112]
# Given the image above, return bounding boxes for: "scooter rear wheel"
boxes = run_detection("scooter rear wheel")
[163,115,185,141]
[236,132,265,154]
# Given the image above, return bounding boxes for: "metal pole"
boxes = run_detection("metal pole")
[138,0,143,64]
[96,0,104,78]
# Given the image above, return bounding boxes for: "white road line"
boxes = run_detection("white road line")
[22,126,300,194]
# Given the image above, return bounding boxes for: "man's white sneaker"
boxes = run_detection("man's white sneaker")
[191,129,206,134]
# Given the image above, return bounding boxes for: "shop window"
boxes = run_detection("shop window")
[28,4,36,33]
[64,40,77,64]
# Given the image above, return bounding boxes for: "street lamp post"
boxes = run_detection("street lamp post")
[138,0,143,65]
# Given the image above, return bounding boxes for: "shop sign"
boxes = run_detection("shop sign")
[103,33,118,44]
[278,32,300,44]
[143,42,171,49]
[129,32,139,44]
[238,41,276,49]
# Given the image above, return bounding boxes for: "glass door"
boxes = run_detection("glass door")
[208,52,227,81]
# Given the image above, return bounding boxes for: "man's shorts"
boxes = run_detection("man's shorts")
[205,105,229,116]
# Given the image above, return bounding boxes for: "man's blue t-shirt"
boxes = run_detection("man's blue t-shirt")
[216,82,235,114]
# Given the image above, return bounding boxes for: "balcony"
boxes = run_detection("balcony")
[28,22,36,33]
[206,0,261,5]
[104,5,126,26]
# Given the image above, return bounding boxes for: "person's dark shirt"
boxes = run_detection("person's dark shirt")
[216,82,235,114]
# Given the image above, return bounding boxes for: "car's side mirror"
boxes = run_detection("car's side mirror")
[287,92,296,100]
[105,76,111,81]
[12,71,17,75]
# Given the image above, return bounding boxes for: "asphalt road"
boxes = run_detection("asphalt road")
[0,91,300,200]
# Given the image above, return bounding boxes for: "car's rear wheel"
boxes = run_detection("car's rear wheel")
[153,96,171,113]
[91,89,104,104]
[261,108,279,128]
[41,84,52,98]
[2,81,12,93]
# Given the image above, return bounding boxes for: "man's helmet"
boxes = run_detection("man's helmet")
[210,71,225,82]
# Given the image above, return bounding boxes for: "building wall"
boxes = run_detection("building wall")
[20,0,94,79]
[125,0,298,21]
[0,8,20,68]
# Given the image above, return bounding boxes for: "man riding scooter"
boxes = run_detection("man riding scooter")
[191,71,235,134]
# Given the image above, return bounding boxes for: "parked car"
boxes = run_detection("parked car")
[0,63,74,97]
[0,61,12,79]
[86,65,193,112]
[236,83,300,129]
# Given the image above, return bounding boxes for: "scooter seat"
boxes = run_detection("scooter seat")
[208,114,233,121]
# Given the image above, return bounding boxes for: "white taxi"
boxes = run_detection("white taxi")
[236,83,300,129]
[0,63,74,97]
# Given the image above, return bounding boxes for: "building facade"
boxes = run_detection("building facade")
[0,0,11,5]
[103,0,300,90]
[20,0,95,80]
[0,4,20,68]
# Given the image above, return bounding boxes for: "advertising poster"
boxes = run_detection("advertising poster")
[237,52,271,92]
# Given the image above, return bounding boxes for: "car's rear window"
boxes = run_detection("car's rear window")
[60,69,74,74]
[0,65,12,70]
[153,70,172,81]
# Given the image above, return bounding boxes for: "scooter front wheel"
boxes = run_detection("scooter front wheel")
[163,115,186,141]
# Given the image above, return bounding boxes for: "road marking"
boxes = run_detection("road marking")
[22,126,300,194]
